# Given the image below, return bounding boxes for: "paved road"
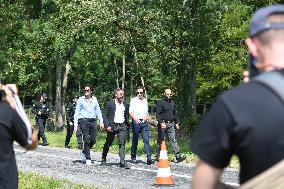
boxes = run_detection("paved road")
[15,145,240,189]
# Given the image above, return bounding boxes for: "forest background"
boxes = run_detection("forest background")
[1,0,281,135]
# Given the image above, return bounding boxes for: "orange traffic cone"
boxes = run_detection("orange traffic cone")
[154,140,174,186]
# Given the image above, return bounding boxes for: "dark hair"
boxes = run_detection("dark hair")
[136,86,145,93]
[84,85,93,91]
[114,87,123,94]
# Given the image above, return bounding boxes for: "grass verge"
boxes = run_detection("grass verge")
[19,172,97,189]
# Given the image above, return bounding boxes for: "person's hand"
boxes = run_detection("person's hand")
[100,124,104,130]
[161,122,166,129]
[6,84,18,95]
[135,119,141,124]
[106,127,112,132]
[69,122,73,126]
[38,111,41,115]
[143,116,148,122]
[243,70,250,83]
[74,124,78,132]
[176,123,180,130]
[1,84,14,109]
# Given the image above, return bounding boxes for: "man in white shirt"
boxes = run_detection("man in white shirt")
[129,86,154,165]
[101,88,130,169]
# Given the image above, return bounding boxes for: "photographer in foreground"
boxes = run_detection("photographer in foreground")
[191,5,284,188]
[0,84,37,189]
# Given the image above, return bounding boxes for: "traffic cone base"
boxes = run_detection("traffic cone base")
[155,176,174,186]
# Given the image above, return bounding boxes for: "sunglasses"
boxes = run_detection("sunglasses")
[136,92,144,94]
[84,89,90,92]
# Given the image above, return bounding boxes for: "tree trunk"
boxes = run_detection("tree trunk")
[55,52,63,131]
[62,47,73,123]
[114,56,119,88]
[122,54,125,90]
[177,0,199,119]
[47,65,54,131]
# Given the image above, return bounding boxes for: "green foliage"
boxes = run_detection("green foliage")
[1,1,279,136]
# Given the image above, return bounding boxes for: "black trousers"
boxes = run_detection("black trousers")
[37,117,47,144]
[79,118,96,159]
[65,121,83,147]
[102,123,128,163]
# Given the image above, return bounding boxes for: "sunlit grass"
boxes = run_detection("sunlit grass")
[19,172,97,189]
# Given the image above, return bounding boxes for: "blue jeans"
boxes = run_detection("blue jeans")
[131,121,151,161]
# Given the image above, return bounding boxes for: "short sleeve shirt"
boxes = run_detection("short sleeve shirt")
[0,102,29,189]
[191,81,284,183]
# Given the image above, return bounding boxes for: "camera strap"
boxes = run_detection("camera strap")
[253,70,284,105]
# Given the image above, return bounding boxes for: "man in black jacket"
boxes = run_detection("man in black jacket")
[101,88,130,169]
[156,88,185,163]
[32,93,49,146]
[64,96,83,149]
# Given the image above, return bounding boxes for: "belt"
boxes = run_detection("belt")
[79,118,96,121]
[163,120,174,123]
[114,122,125,125]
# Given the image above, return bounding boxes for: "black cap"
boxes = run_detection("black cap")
[249,5,284,37]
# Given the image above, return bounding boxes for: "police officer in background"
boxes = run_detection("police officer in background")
[65,96,83,149]
[32,93,49,146]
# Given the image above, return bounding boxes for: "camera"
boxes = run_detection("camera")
[0,89,5,101]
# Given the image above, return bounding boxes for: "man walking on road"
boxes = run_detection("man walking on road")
[191,5,284,188]
[156,88,185,163]
[101,88,130,169]
[32,93,50,146]
[65,96,83,149]
[74,85,104,166]
[129,86,154,165]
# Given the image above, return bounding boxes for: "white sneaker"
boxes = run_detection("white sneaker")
[86,159,92,166]
[81,152,86,162]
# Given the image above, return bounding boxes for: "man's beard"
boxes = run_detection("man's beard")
[117,97,124,102]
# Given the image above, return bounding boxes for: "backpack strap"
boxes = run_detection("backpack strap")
[253,71,284,104]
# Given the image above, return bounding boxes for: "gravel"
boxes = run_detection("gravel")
[15,144,239,189]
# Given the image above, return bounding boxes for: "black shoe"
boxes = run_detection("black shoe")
[147,159,154,165]
[42,143,49,146]
[101,158,106,166]
[65,145,70,149]
[120,162,130,169]
[176,156,186,163]
[131,159,137,164]
[155,155,160,162]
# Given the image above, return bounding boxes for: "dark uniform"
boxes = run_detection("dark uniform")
[65,102,83,149]
[32,99,49,145]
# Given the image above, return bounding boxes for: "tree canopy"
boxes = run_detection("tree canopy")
[0,0,281,131]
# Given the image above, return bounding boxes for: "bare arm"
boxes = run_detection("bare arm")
[192,160,223,189]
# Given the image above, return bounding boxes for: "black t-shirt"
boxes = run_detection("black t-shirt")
[191,81,284,183]
[0,101,30,189]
